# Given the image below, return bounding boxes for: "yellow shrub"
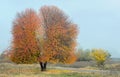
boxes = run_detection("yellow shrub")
[90,49,110,66]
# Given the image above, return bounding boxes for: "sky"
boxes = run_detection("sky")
[0,0,120,58]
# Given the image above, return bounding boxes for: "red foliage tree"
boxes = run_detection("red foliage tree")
[38,6,78,69]
[10,9,41,64]
[8,6,78,71]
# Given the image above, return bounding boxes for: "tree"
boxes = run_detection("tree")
[38,6,78,70]
[76,48,92,61]
[0,49,12,63]
[0,51,7,61]
[9,9,41,64]
[8,6,78,71]
[90,49,110,68]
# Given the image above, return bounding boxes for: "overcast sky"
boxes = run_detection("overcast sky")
[0,0,120,58]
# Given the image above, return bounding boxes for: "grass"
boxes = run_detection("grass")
[0,73,101,77]
[0,63,120,77]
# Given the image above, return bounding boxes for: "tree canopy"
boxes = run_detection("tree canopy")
[8,6,78,71]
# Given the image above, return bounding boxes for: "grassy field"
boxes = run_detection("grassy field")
[0,61,120,77]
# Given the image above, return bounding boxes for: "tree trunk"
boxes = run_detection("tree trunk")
[39,62,44,71]
[43,62,47,71]
[39,62,47,71]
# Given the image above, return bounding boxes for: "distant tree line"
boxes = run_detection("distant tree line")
[0,50,11,62]
[76,48,111,67]
[76,48,92,61]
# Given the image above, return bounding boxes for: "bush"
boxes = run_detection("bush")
[76,48,92,61]
[90,48,111,68]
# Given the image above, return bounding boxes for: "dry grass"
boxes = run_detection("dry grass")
[0,62,120,77]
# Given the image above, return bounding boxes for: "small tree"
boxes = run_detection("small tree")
[90,49,110,68]
[0,49,12,62]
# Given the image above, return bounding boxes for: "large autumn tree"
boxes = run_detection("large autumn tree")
[8,6,78,71]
